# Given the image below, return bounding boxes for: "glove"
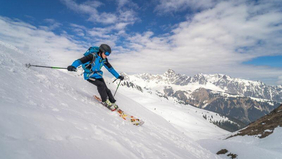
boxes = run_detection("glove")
[118,75,124,81]
[67,65,76,71]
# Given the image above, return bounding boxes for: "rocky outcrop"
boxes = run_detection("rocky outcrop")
[231,104,282,138]
[166,87,280,124]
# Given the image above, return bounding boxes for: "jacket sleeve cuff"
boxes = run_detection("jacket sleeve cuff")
[71,60,82,68]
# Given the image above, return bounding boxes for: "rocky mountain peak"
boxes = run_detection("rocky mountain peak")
[163,69,176,77]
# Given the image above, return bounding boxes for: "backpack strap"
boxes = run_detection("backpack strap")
[90,53,97,64]
[84,53,97,69]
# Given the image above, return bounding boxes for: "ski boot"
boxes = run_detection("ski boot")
[102,99,119,111]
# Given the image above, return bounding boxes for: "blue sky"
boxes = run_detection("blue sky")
[244,56,282,68]
[0,0,282,85]
[0,0,185,42]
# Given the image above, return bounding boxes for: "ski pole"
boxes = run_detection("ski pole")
[113,79,122,97]
[25,63,67,69]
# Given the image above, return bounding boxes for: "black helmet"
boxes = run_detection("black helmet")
[99,44,111,56]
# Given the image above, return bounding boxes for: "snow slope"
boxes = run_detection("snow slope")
[198,127,282,159]
[116,86,230,140]
[0,42,221,159]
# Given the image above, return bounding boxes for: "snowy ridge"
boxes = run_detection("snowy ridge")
[127,69,282,103]
[0,42,222,158]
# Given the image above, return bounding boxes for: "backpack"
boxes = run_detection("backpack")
[82,46,99,75]
[83,46,99,56]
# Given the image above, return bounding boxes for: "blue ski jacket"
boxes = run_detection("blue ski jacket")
[71,52,120,80]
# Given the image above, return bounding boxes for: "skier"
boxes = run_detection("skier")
[67,44,124,110]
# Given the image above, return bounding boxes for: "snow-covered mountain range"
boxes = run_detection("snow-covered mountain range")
[1,41,282,159]
[119,69,282,128]
[126,69,282,102]
[129,69,282,99]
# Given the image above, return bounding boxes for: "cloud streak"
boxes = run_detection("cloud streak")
[60,0,138,26]
[61,0,139,48]
[154,0,217,14]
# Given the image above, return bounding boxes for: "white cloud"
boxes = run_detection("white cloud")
[67,23,122,49]
[118,10,138,25]
[61,0,116,24]
[89,12,118,24]
[39,19,62,31]
[114,22,129,30]
[111,0,282,85]
[69,24,87,37]
[117,0,130,8]
[116,0,139,10]
[154,0,217,14]
[61,0,139,46]
[61,0,102,14]
[88,27,111,38]
[0,16,85,66]
[60,0,138,27]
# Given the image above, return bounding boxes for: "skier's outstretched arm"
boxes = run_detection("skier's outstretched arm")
[67,54,93,71]
[103,59,120,79]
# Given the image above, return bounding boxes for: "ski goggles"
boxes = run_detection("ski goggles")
[105,51,111,56]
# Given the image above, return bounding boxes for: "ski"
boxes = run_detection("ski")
[94,95,144,126]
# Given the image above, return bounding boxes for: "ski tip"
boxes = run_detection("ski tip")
[134,121,145,126]
[111,108,118,111]
[139,121,145,126]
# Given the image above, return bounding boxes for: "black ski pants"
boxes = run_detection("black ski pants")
[87,78,116,103]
